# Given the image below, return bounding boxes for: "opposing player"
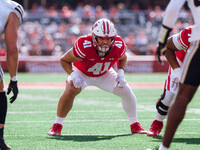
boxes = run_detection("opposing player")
[48,19,147,136]
[155,0,200,149]
[0,0,24,149]
[148,26,192,137]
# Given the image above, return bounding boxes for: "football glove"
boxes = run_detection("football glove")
[70,71,87,89]
[7,80,18,103]
[116,69,126,88]
[156,25,172,65]
[171,68,181,91]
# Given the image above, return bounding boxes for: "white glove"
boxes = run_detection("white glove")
[171,68,181,91]
[70,71,87,89]
[116,69,126,88]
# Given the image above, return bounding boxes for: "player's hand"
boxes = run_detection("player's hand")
[156,25,172,65]
[70,71,87,89]
[171,68,181,91]
[116,69,126,88]
[7,80,19,103]
[156,43,166,65]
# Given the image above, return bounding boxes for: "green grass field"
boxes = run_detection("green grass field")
[3,73,200,150]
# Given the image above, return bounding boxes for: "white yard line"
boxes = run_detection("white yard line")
[7,107,200,114]
[6,118,200,123]
[7,110,123,114]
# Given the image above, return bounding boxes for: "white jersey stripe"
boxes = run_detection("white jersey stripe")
[76,41,86,57]
[120,48,126,57]
[74,45,84,58]
[179,33,188,50]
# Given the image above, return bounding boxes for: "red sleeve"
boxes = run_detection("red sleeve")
[73,37,86,59]
[177,26,192,50]
[115,36,126,58]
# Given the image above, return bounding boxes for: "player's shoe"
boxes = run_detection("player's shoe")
[147,120,163,137]
[48,123,63,136]
[0,137,10,150]
[130,122,147,134]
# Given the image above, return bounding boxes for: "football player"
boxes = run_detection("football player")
[155,0,200,149]
[0,0,24,149]
[148,26,192,137]
[48,18,147,136]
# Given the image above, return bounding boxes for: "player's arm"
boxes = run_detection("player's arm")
[117,54,127,70]
[4,13,20,80]
[165,37,180,70]
[156,0,186,64]
[4,13,21,103]
[60,48,82,75]
[115,54,127,88]
[60,48,86,89]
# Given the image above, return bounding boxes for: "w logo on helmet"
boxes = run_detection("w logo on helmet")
[92,23,98,30]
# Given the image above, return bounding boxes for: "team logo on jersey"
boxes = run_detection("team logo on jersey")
[89,59,95,61]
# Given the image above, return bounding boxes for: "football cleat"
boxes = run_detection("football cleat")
[130,122,147,134]
[48,123,63,136]
[147,120,163,137]
[0,137,10,150]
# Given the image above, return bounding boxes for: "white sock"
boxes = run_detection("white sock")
[113,85,138,124]
[155,112,166,122]
[55,116,65,125]
[158,144,169,150]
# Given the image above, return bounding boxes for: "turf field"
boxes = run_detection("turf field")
[3,73,200,150]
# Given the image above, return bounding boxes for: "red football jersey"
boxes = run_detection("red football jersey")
[175,26,192,62]
[73,35,126,77]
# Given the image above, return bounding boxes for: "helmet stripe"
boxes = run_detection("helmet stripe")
[106,20,109,34]
[102,20,106,34]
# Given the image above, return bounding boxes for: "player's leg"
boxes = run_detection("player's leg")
[113,85,147,134]
[0,66,10,149]
[148,65,180,137]
[162,84,197,148]
[95,68,146,134]
[148,89,175,137]
[48,81,82,136]
[48,68,88,136]
[161,41,200,148]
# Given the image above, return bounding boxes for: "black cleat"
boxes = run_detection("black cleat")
[0,137,10,150]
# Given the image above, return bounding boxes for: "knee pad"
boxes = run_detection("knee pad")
[156,89,174,116]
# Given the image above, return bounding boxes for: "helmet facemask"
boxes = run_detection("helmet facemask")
[92,19,117,56]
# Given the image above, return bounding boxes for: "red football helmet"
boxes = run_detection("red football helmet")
[92,19,117,53]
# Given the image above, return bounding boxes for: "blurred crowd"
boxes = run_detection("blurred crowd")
[0,3,193,57]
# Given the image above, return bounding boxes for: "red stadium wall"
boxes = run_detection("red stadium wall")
[0,56,169,73]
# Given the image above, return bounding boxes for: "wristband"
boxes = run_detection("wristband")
[118,69,124,77]
[158,25,172,45]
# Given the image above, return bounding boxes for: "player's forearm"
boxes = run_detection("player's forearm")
[165,49,180,69]
[6,48,18,78]
[118,55,127,70]
[60,58,73,75]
